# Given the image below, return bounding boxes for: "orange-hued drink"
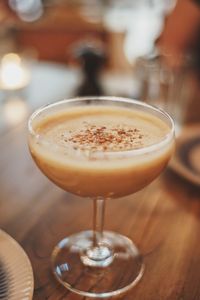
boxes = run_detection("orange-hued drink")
[29,105,174,198]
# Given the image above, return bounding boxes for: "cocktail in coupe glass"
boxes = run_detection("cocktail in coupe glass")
[28,96,174,298]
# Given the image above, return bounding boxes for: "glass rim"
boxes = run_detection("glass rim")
[28,96,175,158]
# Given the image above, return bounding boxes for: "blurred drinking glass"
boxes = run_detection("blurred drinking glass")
[134,53,191,136]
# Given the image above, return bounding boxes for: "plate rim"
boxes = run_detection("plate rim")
[170,123,200,186]
[0,229,34,300]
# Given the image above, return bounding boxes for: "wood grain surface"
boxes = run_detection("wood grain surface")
[1,118,200,300]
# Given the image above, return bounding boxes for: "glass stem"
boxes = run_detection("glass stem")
[80,197,113,267]
[93,197,105,247]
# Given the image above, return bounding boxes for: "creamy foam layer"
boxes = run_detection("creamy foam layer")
[35,105,170,154]
[30,104,173,197]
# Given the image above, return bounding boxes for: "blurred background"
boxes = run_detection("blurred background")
[0,0,200,132]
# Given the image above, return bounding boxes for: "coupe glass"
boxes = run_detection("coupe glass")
[28,97,174,298]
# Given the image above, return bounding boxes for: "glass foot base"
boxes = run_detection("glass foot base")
[51,231,144,298]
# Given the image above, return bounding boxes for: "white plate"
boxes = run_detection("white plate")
[170,124,200,186]
[0,230,34,300]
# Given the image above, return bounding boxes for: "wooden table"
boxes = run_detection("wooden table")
[1,80,200,299]
[1,120,200,300]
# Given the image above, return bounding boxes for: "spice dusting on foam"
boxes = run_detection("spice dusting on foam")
[62,122,145,152]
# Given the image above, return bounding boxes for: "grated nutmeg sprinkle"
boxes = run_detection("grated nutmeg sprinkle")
[63,123,145,152]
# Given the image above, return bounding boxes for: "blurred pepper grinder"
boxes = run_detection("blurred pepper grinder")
[75,44,106,96]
